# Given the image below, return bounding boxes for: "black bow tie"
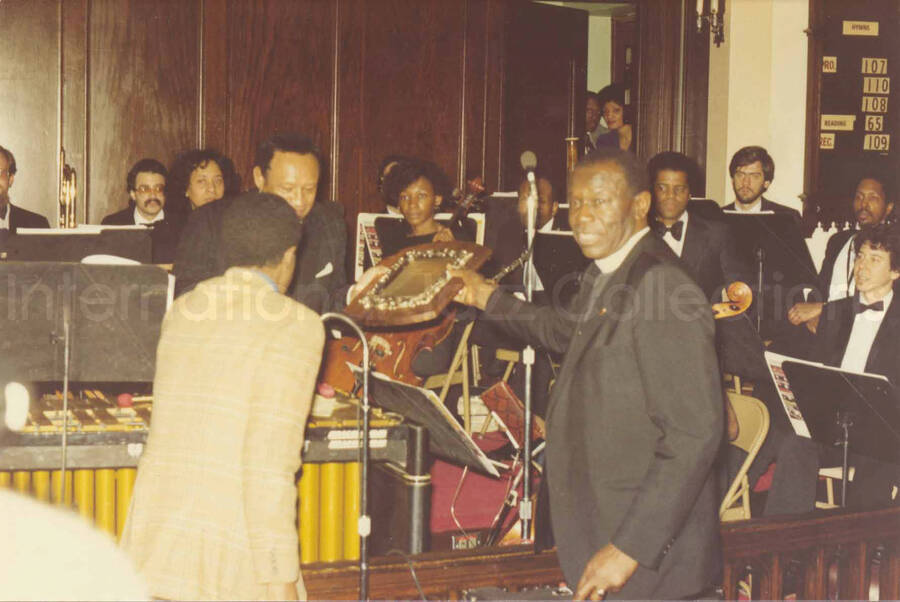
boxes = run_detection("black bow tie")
[853,298,884,314]
[653,220,683,241]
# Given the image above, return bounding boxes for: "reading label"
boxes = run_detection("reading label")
[820,115,855,131]
[820,133,835,149]
[862,58,888,74]
[843,20,879,36]
[863,77,890,94]
[863,134,890,151]
[862,96,889,113]
[822,56,837,73]
[866,115,884,132]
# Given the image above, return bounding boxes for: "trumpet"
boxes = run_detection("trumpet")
[58,147,77,228]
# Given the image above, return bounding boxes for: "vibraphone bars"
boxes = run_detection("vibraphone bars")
[0,390,428,563]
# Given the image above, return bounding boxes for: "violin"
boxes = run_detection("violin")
[712,281,753,319]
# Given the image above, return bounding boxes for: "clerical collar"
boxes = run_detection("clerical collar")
[594,227,650,274]
[134,207,165,226]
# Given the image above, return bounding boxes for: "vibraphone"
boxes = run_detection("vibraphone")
[0,390,430,563]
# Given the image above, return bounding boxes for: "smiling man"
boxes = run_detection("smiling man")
[173,133,347,313]
[451,148,724,600]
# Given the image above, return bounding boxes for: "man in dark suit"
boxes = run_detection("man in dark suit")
[648,151,749,300]
[788,171,894,331]
[101,158,182,263]
[452,148,724,599]
[722,145,800,219]
[0,144,50,238]
[173,133,348,314]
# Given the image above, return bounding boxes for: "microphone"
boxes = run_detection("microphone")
[520,151,539,236]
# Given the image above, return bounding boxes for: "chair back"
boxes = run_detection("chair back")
[719,392,770,521]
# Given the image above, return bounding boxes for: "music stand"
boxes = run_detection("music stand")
[2,229,152,264]
[721,212,817,338]
[781,361,900,506]
[532,231,590,308]
[351,366,499,477]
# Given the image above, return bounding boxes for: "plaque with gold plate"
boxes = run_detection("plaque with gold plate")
[344,241,492,327]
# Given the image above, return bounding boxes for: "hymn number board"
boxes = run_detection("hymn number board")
[809,0,898,226]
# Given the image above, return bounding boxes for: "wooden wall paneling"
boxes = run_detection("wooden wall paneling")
[0,0,61,225]
[680,0,710,195]
[88,0,201,223]
[62,0,89,225]
[201,0,229,154]
[335,0,366,232]
[635,0,681,161]
[355,0,467,213]
[224,0,335,197]
[501,2,588,195]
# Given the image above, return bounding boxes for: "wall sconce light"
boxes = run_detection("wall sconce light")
[696,0,725,47]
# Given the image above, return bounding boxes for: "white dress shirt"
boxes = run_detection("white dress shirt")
[660,211,689,258]
[840,289,892,373]
[134,207,165,226]
[828,233,857,300]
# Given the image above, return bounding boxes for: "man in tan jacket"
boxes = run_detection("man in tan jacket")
[121,192,324,600]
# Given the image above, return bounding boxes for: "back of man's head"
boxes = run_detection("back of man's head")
[221,192,303,269]
[254,133,321,173]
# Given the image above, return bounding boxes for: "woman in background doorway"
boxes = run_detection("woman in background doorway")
[594,83,634,152]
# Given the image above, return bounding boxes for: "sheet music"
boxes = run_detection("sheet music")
[764,351,889,438]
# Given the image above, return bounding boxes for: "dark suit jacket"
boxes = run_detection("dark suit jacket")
[173,198,348,314]
[482,233,723,598]
[723,197,801,221]
[812,228,856,303]
[8,204,50,232]
[674,212,751,300]
[811,292,900,385]
[101,206,184,264]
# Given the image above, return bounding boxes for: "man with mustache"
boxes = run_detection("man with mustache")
[788,171,895,331]
[451,148,723,600]
[102,158,182,263]
[723,146,799,218]
[0,144,50,242]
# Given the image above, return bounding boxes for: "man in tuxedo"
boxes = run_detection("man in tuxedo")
[788,171,895,331]
[101,158,182,263]
[723,146,800,219]
[0,144,50,238]
[452,148,723,599]
[759,224,900,514]
[649,151,749,300]
[583,91,607,155]
[173,133,348,314]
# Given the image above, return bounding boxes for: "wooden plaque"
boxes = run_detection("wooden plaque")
[344,241,491,327]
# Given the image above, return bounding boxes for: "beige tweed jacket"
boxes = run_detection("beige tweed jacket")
[120,268,324,600]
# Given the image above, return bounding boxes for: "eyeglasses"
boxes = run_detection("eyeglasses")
[135,184,165,194]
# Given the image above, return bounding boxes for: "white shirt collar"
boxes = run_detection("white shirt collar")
[134,206,165,226]
[594,227,650,274]
[733,199,762,213]
[660,211,688,257]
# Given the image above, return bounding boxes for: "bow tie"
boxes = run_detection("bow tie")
[653,220,683,241]
[853,298,884,314]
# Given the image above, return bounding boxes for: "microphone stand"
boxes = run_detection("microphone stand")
[755,246,765,334]
[519,171,539,540]
[320,313,372,601]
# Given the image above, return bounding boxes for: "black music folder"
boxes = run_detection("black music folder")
[532,230,590,307]
[2,228,152,263]
[781,360,900,465]
[721,212,817,338]
[0,263,169,382]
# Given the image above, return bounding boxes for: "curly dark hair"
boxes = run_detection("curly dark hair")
[221,191,303,269]
[647,151,698,193]
[854,223,900,271]
[126,158,167,192]
[596,83,631,125]
[167,149,240,213]
[383,158,454,207]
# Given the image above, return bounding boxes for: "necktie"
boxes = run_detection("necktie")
[653,220,683,241]
[853,298,884,314]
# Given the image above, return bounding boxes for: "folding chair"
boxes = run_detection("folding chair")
[720,392,770,521]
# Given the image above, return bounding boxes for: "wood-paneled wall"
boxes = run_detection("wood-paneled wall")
[0,0,706,238]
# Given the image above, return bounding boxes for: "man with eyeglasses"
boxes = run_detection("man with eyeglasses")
[0,144,50,240]
[102,158,183,263]
[723,145,800,219]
